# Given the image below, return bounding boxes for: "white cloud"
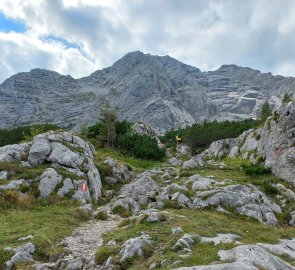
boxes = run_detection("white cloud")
[0,0,295,82]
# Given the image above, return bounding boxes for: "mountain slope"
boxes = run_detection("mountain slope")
[0,51,294,134]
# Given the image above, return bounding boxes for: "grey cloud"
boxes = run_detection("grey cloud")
[1,0,295,83]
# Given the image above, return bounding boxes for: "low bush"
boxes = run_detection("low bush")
[241,163,271,176]
[116,134,165,160]
[112,205,132,218]
[0,124,59,147]
[95,246,118,265]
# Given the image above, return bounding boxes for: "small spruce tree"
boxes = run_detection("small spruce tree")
[98,103,117,148]
[260,101,272,123]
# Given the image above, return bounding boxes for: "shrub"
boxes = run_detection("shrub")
[0,124,59,147]
[112,205,132,218]
[94,211,108,221]
[283,94,292,104]
[71,208,92,221]
[161,119,259,154]
[241,163,271,176]
[116,134,165,160]
[95,246,118,264]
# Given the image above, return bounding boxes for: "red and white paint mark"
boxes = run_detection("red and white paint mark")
[80,183,88,191]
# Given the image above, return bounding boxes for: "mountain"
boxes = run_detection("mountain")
[1,51,295,134]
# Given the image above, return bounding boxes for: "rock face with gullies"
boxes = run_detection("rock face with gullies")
[1,51,294,134]
[0,131,102,203]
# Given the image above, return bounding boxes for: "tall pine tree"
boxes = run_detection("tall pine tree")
[260,101,272,123]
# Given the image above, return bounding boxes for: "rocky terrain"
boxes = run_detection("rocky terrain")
[1,100,295,269]
[1,51,295,134]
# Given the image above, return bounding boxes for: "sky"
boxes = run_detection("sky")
[1,0,295,83]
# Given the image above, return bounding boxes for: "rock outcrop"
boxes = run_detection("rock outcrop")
[204,101,295,186]
[1,51,294,134]
[0,131,102,203]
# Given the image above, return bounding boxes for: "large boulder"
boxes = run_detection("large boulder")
[0,131,102,203]
[193,184,281,225]
[119,234,153,262]
[111,172,159,214]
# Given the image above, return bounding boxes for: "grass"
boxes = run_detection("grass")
[99,208,295,269]
[0,162,50,180]
[95,148,165,173]
[0,201,86,268]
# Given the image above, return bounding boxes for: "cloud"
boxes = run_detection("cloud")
[0,0,295,82]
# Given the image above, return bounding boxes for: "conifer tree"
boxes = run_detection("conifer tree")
[260,101,272,123]
[98,102,117,148]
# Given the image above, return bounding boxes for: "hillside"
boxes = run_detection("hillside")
[1,51,295,134]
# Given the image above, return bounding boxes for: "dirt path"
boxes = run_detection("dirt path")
[61,215,120,261]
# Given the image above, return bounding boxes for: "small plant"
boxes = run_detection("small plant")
[261,181,279,195]
[95,246,118,264]
[241,163,271,176]
[162,200,182,209]
[71,208,92,221]
[255,134,261,141]
[282,94,292,104]
[94,210,108,221]
[112,205,132,218]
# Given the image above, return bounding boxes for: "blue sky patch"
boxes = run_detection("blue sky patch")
[44,35,80,49]
[0,12,26,33]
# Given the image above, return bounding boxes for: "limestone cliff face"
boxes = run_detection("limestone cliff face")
[0,51,294,134]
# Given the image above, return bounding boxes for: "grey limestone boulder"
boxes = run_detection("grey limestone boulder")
[193,184,281,225]
[47,142,83,169]
[5,243,35,270]
[28,139,51,166]
[0,143,31,162]
[38,168,62,198]
[119,234,153,262]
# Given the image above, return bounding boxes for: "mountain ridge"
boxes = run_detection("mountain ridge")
[1,51,295,134]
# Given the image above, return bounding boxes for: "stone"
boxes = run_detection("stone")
[200,234,241,245]
[111,172,159,213]
[176,145,191,159]
[172,227,184,235]
[0,179,24,190]
[173,234,199,251]
[182,159,198,170]
[57,178,74,198]
[171,192,192,208]
[0,171,8,181]
[119,234,153,262]
[18,235,34,241]
[169,157,182,166]
[258,238,295,261]
[185,174,215,190]
[28,139,51,166]
[193,184,281,225]
[5,243,35,270]
[0,143,30,162]
[47,142,83,169]
[218,244,294,270]
[38,168,62,198]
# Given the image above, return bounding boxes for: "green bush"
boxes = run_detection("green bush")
[241,163,271,176]
[112,205,132,218]
[116,134,165,160]
[0,124,59,147]
[283,94,293,104]
[95,246,118,264]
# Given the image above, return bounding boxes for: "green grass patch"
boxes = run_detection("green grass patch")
[0,201,85,267]
[100,208,295,269]
[94,148,164,173]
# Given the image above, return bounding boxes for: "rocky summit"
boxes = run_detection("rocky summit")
[1,51,295,134]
